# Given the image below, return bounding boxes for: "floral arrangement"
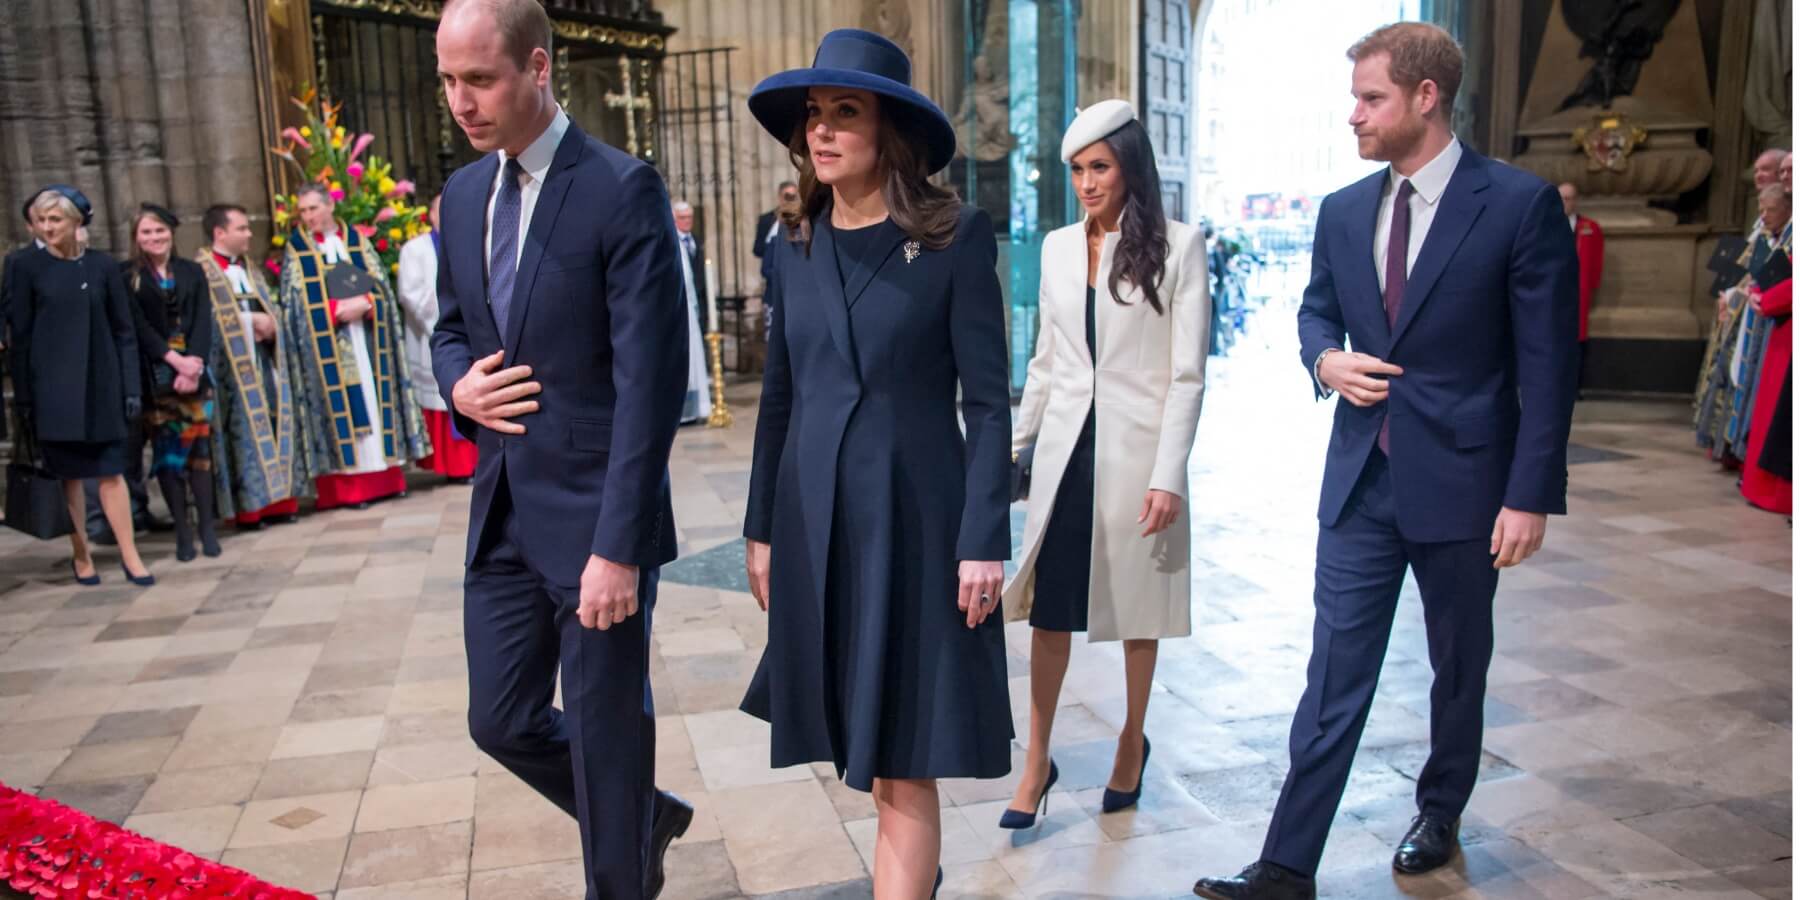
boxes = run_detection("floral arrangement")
[0,783,312,899]
[266,88,430,278]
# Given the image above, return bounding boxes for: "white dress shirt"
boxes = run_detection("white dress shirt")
[1373,137,1463,293]
[484,106,571,276]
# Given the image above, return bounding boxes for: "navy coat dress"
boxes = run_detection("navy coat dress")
[742,205,1013,791]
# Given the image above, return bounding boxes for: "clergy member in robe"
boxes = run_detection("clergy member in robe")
[198,204,305,529]
[278,183,428,510]
[398,193,477,478]
[675,231,713,425]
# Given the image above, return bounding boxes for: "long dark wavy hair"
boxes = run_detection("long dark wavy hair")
[779,94,962,252]
[1091,119,1170,314]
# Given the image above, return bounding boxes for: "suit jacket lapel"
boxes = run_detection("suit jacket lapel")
[808,217,860,377]
[502,125,584,352]
[462,154,500,342]
[1389,151,1489,350]
[844,223,906,310]
[1346,170,1388,341]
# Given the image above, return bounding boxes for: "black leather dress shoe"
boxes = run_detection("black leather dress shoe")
[1193,862,1316,900]
[1393,815,1460,874]
[645,789,694,899]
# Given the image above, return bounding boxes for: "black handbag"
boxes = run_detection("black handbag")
[1011,444,1035,503]
[3,415,73,540]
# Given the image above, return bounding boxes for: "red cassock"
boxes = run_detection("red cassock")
[417,409,478,478]
[1575,215,1604,342]
[1742,278,1792,514]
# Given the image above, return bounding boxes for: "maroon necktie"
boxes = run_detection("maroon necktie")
[1378,178,1413,455]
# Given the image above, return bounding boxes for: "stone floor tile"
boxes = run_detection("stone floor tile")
[336,875,471,900]
[467,860,587,900]
[83,705,201,744]
[254,750,377,800]
[133,763,265,814]
[36,775,156,824]
[46,736,180,784]
[270,715,387,760]
[229,790,363,848]
[221,836,351,895]
[354,776,477,832]
[123,804,245,855]
[339,820,474,888]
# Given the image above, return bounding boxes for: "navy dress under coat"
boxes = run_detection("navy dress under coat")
[742,206,1014,791]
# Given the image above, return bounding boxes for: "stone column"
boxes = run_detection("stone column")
[0,0,272,255]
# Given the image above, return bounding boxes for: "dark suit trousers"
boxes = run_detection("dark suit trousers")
[1262,451,1498,875]
[464,469,658,900]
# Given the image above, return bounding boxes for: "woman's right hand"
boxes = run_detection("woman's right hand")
[745,539,772,611]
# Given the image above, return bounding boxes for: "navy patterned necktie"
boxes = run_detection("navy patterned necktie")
[1379,178,1413,455]
[489,158,525,338]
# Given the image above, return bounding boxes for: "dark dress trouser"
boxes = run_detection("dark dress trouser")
[1261,451,1499,876]
[464,468,658,900]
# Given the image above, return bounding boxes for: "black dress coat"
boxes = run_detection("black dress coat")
[123,257,214,393]
[741,205,1014,790]
[8,248,140,443]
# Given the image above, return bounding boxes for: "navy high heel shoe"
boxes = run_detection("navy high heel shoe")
[1101,736,1151,813]
[932,866,943,898]
[997,760,1059,829]
[120,561,156,587]
[70,558,100,586]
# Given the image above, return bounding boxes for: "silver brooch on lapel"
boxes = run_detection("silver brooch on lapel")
[903,240,920,264]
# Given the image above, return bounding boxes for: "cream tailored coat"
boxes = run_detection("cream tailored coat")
[1002,216,1209,641]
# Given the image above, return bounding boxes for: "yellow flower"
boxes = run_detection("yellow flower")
[330,181,342,191]
[390,262,400,272]
[335,125,346,139]
[271,235,286,247]
[300,126,312,138]
[378,177,397,195]
[331,136,343,149]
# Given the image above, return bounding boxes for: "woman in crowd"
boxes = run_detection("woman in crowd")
[125,203,220,559]
[999,101,1210,827]
[10,186,155,586]
[740,28,1012,899]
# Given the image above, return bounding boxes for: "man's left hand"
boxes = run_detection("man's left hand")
[578,554,640,630]
[1490,507,1547,569]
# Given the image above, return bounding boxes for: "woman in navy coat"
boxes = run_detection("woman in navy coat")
[740,29,1012,899]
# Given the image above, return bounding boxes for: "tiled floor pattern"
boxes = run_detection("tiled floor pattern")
[0,298,1790,899]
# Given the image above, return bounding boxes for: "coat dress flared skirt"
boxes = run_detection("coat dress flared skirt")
[740,210,1015,792]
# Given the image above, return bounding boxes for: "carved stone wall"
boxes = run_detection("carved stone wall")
[0,0,273,255]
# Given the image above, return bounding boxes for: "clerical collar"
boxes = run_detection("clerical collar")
[212,250,239,269]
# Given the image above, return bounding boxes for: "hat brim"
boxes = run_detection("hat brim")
[749,68,959,176]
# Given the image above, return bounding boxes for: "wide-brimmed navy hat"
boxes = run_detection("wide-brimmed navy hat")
[748,29,957,175]
[23,184,93,226]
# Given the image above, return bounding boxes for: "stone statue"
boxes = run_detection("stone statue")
[1557,0,1682,112]
[860,0,914,58]
[954,55,1014,162]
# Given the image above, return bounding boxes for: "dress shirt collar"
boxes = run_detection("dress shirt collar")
[500,106,570,187]
[1388,137,1462,206]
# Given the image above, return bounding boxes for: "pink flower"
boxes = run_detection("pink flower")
[354,223,376,238]
[280,126,306,146]
[349,133,375,163]
[329,188,345,202]
[346,162,365,181]
[375,207,397,222]
[390,179,416,197]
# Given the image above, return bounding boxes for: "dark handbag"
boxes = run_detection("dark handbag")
[1011,444,1035,503]
[4,413,73,540]
[5,461,72,539]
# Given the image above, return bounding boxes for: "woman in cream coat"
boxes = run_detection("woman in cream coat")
[999,100,1208,827]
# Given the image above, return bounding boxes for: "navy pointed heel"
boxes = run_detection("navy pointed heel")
[70,558,100,586]
[997,760,1058,829]
[932,866,943,898]
[1101,736,1151,813]
[120,561,155,587]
